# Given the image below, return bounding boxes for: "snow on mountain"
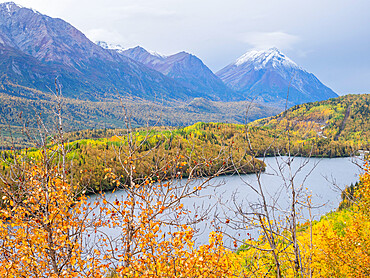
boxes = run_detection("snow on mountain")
[96,41,126,53]
[147,49,166,59]
[217,48,338,106]
[1,2,41,15]
[120,46,166,66]
[2,2,21,12]
[234,47,298,70]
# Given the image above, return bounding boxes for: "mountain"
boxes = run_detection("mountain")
[0,2,282,145]
[0,2,197,101]
[216,48,338,106]
[106,45,237,101]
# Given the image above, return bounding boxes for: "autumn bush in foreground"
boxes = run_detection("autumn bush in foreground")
[0,144,242,277]
[1,152,369,277]
[0,164,104,277]
[0,165,241,277]
[112,230,241,277]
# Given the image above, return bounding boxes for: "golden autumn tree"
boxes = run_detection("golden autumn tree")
[0,92,107,277]
[0,163,105,277]
[299,159,370,277]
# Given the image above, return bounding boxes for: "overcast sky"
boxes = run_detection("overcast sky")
[2,0,370,95]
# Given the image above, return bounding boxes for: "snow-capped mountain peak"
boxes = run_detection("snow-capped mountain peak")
[96,41,127,53]
[216,47,337,106]
[234,47,298,70]
[1,2,23,14]
[97,42,167,59]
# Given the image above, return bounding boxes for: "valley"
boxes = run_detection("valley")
[0,1,369,277]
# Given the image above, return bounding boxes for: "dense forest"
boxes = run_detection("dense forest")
[252,93,370,155]
[0,93,369,277]
[1,122,265,192]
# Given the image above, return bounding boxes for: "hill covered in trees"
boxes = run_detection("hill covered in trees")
[6,123,263,192]
[63,93,369,158]
[250,93,369,156]
[5,93,362,192]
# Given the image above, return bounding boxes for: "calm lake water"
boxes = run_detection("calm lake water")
[87,156,363,248]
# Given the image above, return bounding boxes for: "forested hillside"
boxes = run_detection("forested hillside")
[4,93,363,192]
[251,93,369,156]
[62,93,369,159]
[1,123,264,192]
[0,83,281,148]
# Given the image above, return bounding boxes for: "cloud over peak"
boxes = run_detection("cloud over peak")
[239,31,300,51]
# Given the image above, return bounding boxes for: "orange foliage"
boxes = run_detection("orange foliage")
[304,160,370,277]
[0,165,105,277]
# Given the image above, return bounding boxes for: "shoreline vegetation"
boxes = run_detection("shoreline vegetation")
[0,91,369,276]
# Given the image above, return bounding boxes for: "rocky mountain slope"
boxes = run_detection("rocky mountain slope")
[101,44,237,100]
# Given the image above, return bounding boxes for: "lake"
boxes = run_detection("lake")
[86,156,363,248]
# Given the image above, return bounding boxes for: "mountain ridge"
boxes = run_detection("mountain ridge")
[0,2,339,106]
[0,2,200,102]
[102,43,239,101]
[217,48,338,106]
